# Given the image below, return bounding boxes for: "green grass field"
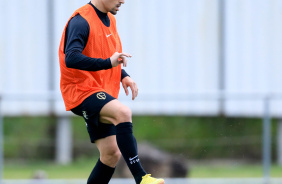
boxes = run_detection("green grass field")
[3,159,282,179]
[189,164,282,178]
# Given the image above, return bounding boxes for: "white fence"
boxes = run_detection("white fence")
[1,0,282,116]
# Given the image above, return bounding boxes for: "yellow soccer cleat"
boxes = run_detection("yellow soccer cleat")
[140,174,165,184]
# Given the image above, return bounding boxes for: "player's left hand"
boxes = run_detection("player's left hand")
[121,76,138,100]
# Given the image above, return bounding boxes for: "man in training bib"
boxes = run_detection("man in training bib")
[58,0,165,184]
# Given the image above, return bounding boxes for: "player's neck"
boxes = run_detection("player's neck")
[90,0,108,14]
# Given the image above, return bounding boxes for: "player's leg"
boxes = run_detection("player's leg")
[71,92,118,184]
[99,99,132,125]
[87,135,121,184]
[96,135,121,167]
[100,100,164,184]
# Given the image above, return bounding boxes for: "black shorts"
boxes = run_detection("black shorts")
[71,92,116,143]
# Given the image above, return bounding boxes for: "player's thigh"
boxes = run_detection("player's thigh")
[99,99,132,125]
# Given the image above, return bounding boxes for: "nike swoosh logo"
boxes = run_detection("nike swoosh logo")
[106,34,112,38]
[129,155,138,161]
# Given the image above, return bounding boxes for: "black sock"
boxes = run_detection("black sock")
[116,122,146,184]
[87,158,115,184]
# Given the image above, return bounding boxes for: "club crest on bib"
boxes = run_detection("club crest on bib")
[97,92,106,100]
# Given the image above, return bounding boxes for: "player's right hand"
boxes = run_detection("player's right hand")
[110,52,132,67]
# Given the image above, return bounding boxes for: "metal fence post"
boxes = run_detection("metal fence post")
[218,0,226,115]
[56,116,72,164]
[0,97,3,184]
[263,96,271,184]
[278,119,282,165]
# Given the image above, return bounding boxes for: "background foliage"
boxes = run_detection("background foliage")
[3,116,278,161]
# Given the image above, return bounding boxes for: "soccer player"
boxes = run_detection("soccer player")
[58,0,165,184]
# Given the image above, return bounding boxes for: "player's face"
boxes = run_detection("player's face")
[103,0,124,15]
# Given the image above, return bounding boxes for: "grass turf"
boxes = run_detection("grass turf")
[3,159,282,179]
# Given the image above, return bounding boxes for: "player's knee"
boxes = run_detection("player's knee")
[116,106,132,123]
[112,150,122,164]
[101,149,121,167]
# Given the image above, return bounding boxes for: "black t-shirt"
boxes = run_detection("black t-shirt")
[64,2,129,79]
